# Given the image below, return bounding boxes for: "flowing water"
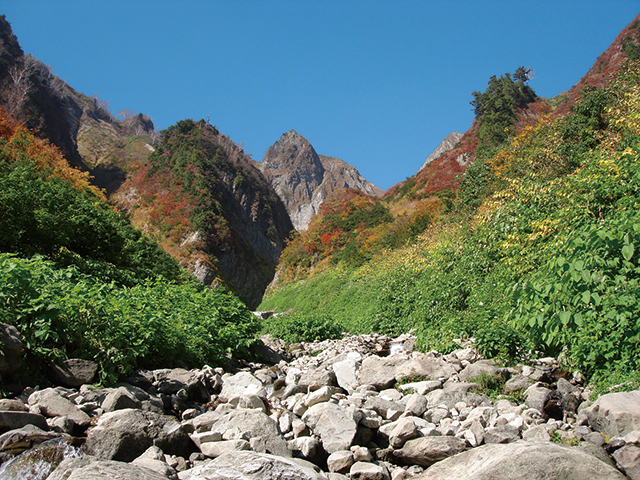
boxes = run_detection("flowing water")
[0,437,83,480]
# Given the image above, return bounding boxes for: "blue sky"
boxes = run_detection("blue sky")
[4,2,639,190]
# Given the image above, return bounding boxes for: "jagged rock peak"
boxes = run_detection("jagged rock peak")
[420,132,463,171]
[259,130,384,231]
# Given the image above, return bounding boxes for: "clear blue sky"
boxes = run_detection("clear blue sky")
[4,2,639,190]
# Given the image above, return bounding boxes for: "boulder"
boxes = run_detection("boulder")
[457,360,507,383]
[207,409,290,457]
[585,389,640,437]
[298,366,337,391]
[219,372,266,402]
[157,368,210,403]
[49,359,98,387]
[393,436,466,466]
[327,450,354,473]
[47,456,170,480]
[302,402,358,454]
[613,444,640,480]
[356,356,399,390]
[394,354,457,383]
[413,441,626,480]
[504,375,534,394]
[0,410,48,432]
[0,323,22,374]
[84,408,191,461]
[0,424,61,454]
[102,386,142,413]
[349,461,387,480]
[178,450,328,480]
[28,388,91,429]
[333,355,360,393]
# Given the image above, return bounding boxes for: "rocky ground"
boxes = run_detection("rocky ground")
[0,331,639,479]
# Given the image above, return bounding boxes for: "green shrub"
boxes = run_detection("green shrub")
[262,312,344,344]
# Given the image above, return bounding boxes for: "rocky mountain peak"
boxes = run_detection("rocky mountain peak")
[259,130,384,231]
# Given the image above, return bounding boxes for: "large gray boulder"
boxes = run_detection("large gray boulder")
[413,441,626,480]
[49,358,98,387]
[47,456,169,480]
[28,388,91,429]
[207,409,290,457]
[302,402,358,454]
[157,368,210,403]
[0,410,48,432]
[219,372,266,402]
[356,356,399,390]
[393,436,466,466]
[85,408,191,461]
[585,389,640,437]
[395,355,457,383]
[178,450,328,480]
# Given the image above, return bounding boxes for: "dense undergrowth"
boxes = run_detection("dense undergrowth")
[0,110,260,386]
[261,62,640,393]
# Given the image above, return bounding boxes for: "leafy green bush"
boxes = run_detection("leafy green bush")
[0,254,261,384]
[262,312,344,344]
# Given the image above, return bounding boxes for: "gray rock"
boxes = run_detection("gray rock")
[393,436,466,466]
[389,417,418,449]
[0,424,61,454]
[327,450,355,473]
[613,444,640,480]
[49,359,98,388]
[333,355,360,393]
[178,450,327,480]
[158,368,210,403]
[404,394,428,417]
[85,408,191,461]
[394,354,457,383]
[289,436,322,463]
[0,410,48,431]
[208,409,290,457]
[413,441,627,480]
[483,425,521,444]
[298,366,337,391]
[0,323,22,374]
[102,386,142,413]
[357,356,399,390]
[133,446,178,480]
[523,385,553,413]
[522,425,551,442]
[504,375,534,394]
[302,402,358,454]
[47,457,170,480]
[219,372,266,402]
[28,388,91,428]
[457,360,507,383]
[585,389,640,437]
[349,461,388,480]
[397,380,442,395]
[425,386,490,410]
[200,439,250,458]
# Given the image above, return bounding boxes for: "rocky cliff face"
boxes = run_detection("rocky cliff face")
[259,130,384,231]
[420,132,463,171]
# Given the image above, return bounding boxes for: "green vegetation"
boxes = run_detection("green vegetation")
[262,312,343,344]
[262,61,640,392]
[0,111,261,385]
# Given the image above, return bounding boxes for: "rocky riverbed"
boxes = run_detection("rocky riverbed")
[0,332,639,479]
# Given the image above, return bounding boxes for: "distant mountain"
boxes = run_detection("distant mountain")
[0,15,293,308]
[258,130,384,231]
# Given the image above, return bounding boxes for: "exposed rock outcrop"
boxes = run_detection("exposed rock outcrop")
[419,132,463,171]
[259,130,384,231]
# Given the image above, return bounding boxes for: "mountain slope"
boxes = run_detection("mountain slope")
[258,130,384,231]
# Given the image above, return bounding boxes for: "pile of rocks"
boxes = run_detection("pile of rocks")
[0,332,639,479]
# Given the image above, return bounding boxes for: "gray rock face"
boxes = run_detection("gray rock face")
[85,409,191,461]
[259,130,383,231]
[179,450,328,480]
[585,390,640,437]
[356,356,399,390]
[0,323,22,374]
[0,411,48,432]
[49,359,98,387]
[413,441,627,480]
[420,132,464,171]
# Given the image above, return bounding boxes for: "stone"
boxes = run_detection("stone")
[483,425,521,444]
[504,374,534,394]
[0,323,22,374]
[404,394,428,417]
[394,354,457,383]
[298,367,337,391]
[389,417,418,449]
[393,436,466,466]
[352,445,373,462]
[356,356,399,390]
[412,441,627,480]
[133,446,178,480]
[200,439,250,458]
[219,372,266,402]
[84,408,191,461]
[302,402,358,454]
[305,386,333,407]
[0,410,48,432]
[289,436,321,462]
[208,409,290,457]
[333,354,360,393]
[102,386,142,412]
[523,385,553,414]
[47,457,170,480]
[585,389,640,437]
[0,399,28,412]
[349,461,388,480]
[425,385,489,410]
[0,424,61,454]
[327,450,355,473]
[178,450,327,480]
[397,381,442,395]
[49,358,98,388]
[522,425,551,442]
[157,368,211,403]
[613,444,640,480]
[27,388,91,429]
[457,360,507,383]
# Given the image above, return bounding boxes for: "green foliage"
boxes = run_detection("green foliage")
[0,254,260,384]
[469,372,507,401]
[262,312,344,344]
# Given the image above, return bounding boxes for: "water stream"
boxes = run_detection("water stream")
[0,437,83,480]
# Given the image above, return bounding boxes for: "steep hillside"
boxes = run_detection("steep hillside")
[261,14,640,391]
[112,119,294,308]
[259,130,384,231]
